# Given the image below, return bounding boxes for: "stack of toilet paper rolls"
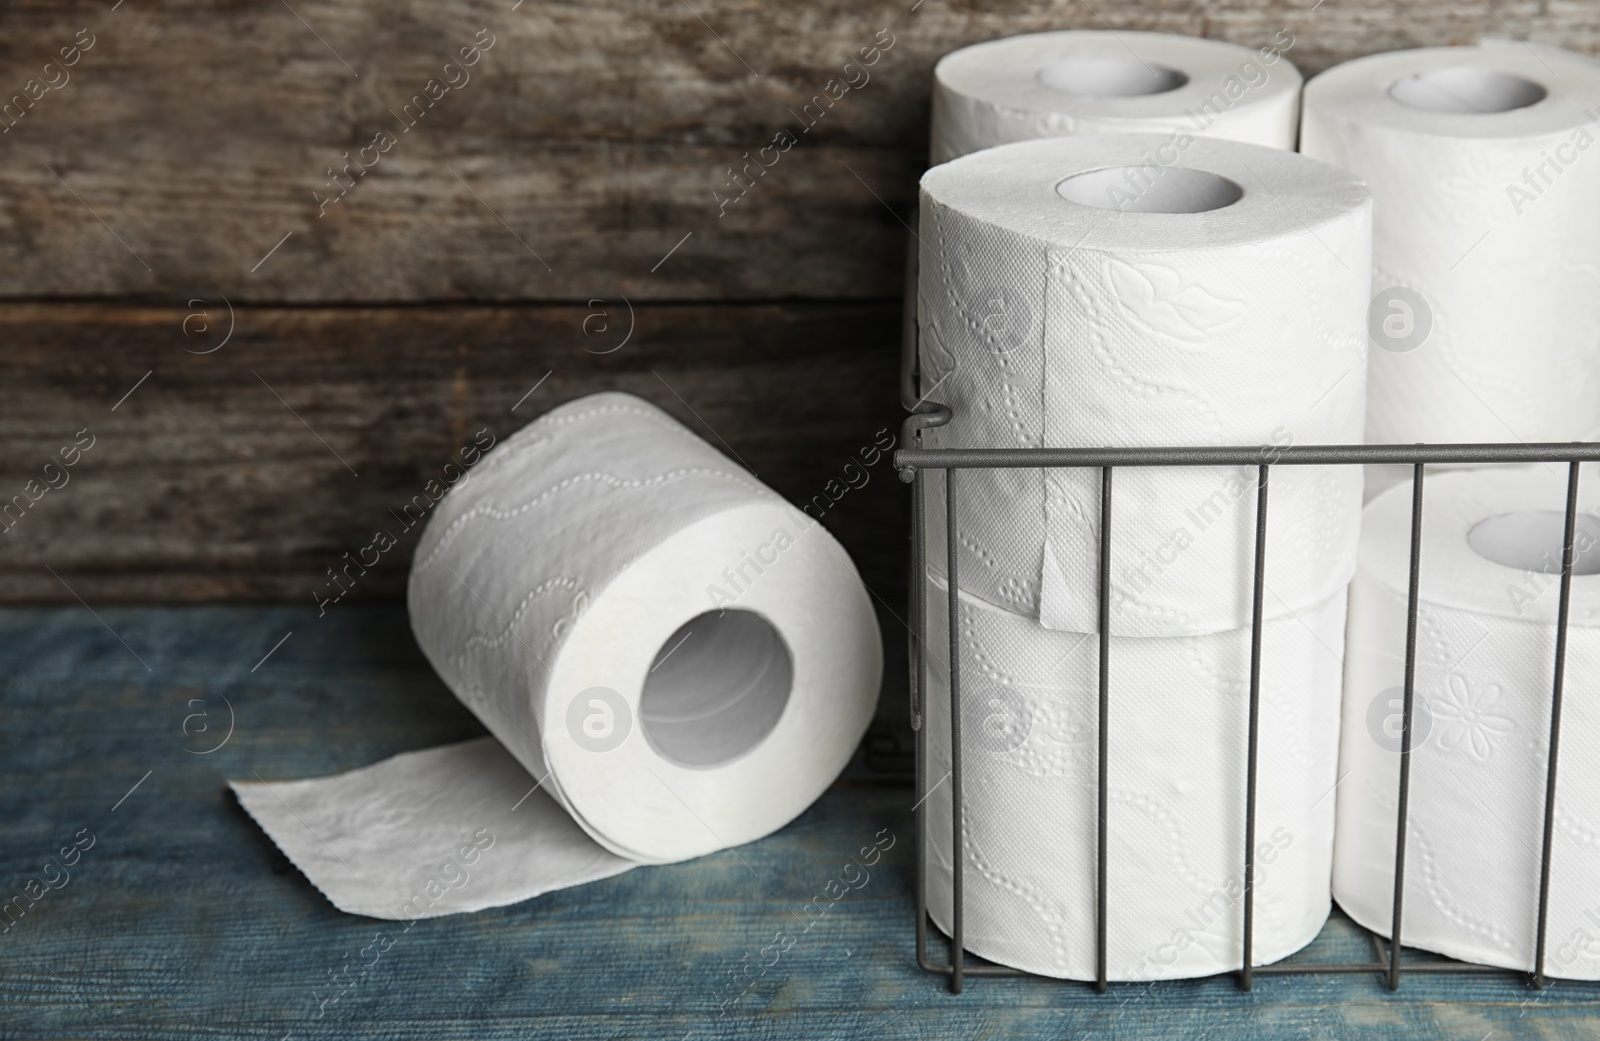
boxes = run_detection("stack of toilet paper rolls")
[1309,41,1600,981]
[922,30,1600,982]
[916,119,1373,977]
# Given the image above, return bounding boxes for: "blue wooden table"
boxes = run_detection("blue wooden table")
[3,605,1598,1039]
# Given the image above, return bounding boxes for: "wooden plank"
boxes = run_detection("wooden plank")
[0,301,908,606]
[1,604,1598,1038]
[0,2,1593,302]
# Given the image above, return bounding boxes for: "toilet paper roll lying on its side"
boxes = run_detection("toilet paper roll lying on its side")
[919,134,1370,635]
[232,392,881,919]
[1337,468,1600,978]
[922,572,1347,980]
[931,30,1302,163]
[1301,43,1600,502]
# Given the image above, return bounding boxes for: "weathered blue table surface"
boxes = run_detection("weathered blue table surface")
[3,606,1597,1040]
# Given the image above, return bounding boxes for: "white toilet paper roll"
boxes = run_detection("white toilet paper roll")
[1301,43,1600,502]
[1337,468,1600,978]
[232,392,881,919]
[922,572,1346,980]
[931,30,1302,163]
[919,134,1370,635]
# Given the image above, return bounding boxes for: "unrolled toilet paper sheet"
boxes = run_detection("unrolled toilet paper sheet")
[233,393,881,918]
[234,739,635,920]
[919,134,1370,636]
[1337,468,1600,978]
[923,572,1347,979]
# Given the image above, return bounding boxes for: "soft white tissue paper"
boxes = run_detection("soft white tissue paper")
[919,134,1370,636]
[922,572,1347,980]
[1301,43,1600,501]
[1337,468,1600,979]
[233,392,881,919]
[233,738,637,919]
[931,30,1302,163]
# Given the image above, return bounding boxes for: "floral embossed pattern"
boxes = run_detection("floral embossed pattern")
[1104,257,1246,346]
[1432,673,1514,761]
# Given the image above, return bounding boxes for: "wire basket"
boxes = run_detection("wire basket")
[893,278,1600,995]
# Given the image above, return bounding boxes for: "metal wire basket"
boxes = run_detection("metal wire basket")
[893,294,1600,995]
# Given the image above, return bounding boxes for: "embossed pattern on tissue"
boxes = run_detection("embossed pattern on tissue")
[1348,776,1516,953]
[1055,259,1223,435]
[440,577,587,718]
[1431,673,1515,761]
[958,603,1090,780]
[933,211,1037,448]
[919,323,958,390]
[1409,815,1515,953]
[1114,788,1220,897]
[954,803,1074,973]
[1559,807,1600,850]
[417,401,766,570]
[916,201,1047,614]
[1103,257,1247,346]
[418,466,759,572]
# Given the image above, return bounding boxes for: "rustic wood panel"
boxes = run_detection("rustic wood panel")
[0,1,1593,303]
[0,301,908,605]
[5,0,1597,600]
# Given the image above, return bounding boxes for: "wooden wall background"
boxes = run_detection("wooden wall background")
[3,0,1598,608]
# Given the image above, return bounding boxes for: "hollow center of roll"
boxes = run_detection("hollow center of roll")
[1036,57,1188,97]
[639,609,794,768]
[1056,166,1243,213]
[1389,68,1547,113]
[1467,511,1600,576]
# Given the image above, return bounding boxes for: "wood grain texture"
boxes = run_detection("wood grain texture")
[1,1,1595,303]
[0,300,908,606]
[1,605,1597,1039]
[5,0,1596,603]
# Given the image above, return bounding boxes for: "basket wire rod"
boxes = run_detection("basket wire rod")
[1096,466,1113,993]
[947,468,965,994]
[1370,928,1393,979]
[1388,463,1426,991]
[914,468,930,973]
[910,476,925,735]
[898,224,920,412]
[1240,464,1270,991]
[896,442,1600,470]
[1533,460,1581,987]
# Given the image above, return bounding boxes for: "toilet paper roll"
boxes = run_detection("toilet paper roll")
[919,134,1370,635]
[1337,468,1600,978]
[232,392,881,919]
[1301,43,1600,502]
[931,30,1302,163]
[922,571,1346,980]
